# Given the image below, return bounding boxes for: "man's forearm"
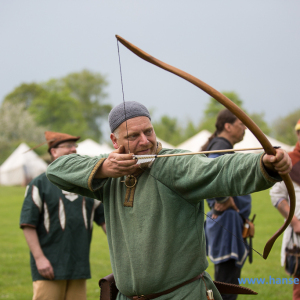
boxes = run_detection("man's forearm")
[23,227,45,260]
[277,199,298,226]
[23,227,55,279]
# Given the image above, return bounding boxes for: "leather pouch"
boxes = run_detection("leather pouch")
[99,274,119,300]
[242,219,255,239]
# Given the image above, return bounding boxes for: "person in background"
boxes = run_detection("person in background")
[20,131,106,300]
[270,119,300,300]
[47,102,291,300]
[202,109,250,300]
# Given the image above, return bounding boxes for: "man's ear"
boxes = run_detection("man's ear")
[50,148,55,157]
[224,123,231,133]
[110,133,119,150]
[50,148,57,161]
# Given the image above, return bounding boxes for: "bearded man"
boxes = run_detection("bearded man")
[47,101,291,300]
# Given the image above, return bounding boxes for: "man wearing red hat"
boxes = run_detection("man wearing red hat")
[20,131,106,300]
[270,120,300,300]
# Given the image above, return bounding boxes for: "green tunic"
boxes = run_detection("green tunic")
[47,148,279,299]
[20,172,105,281]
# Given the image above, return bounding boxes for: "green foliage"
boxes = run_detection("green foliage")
[3,83,45,109]
[205,91,244,118]
[0,102,45,164]
[153,115,183,146]
[29,90,89,137]
[152,91,250,146]
[199,91,272,137]
[183,120,200,141]
[249,112,271,136]
[152,115,200,146]
[3,69,111,142]
[200,91,246,132]
[273,109,300,145]
[152,90,274,146]
[45,70,111,140]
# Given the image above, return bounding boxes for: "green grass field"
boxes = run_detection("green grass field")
[0,186,293,299]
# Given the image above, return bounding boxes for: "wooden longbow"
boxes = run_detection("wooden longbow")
[115,34,295,259]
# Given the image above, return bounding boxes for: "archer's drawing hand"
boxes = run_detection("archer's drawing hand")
[263,148,292,175]
[36,255,54,280]
[212,197,239,219]
[97,145,139,178]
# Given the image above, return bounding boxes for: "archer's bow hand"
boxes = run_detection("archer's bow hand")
[262,148,292,175]
[96,145,139,178]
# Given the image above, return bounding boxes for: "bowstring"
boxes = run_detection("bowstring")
[117,40,130,153]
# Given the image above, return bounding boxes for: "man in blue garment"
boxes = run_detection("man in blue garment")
[203,109,250,300]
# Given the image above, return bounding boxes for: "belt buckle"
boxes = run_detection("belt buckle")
[133,295,147,300]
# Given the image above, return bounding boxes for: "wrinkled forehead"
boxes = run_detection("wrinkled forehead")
[118,116,153,134]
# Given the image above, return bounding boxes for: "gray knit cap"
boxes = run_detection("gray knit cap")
[108,101,151,133]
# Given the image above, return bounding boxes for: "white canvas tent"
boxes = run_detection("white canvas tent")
[0,143,48,186]
[176,129,293,154]
[234,129,294,153]
[76,139,113,157]
[177,130,212,152]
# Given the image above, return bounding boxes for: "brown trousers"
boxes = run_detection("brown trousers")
[33,279,86,300]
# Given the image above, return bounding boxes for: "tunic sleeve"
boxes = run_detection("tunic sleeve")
[46,153,109,199]
[151,150,281,205]
[269,181,288,207]
[20,179,42,229]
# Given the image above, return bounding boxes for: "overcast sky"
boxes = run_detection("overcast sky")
[1,1,299,137]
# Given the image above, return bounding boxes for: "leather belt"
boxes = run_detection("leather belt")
[99,272,258,300]
[126,273,204,300]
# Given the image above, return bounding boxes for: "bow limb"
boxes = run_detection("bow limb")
[116,34,295,259]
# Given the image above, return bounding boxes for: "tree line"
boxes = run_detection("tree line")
[0,69,299,164]
[0,70,111,163]
[153,91,299,147]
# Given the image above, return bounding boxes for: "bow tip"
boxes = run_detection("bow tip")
[263,244,273,260]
